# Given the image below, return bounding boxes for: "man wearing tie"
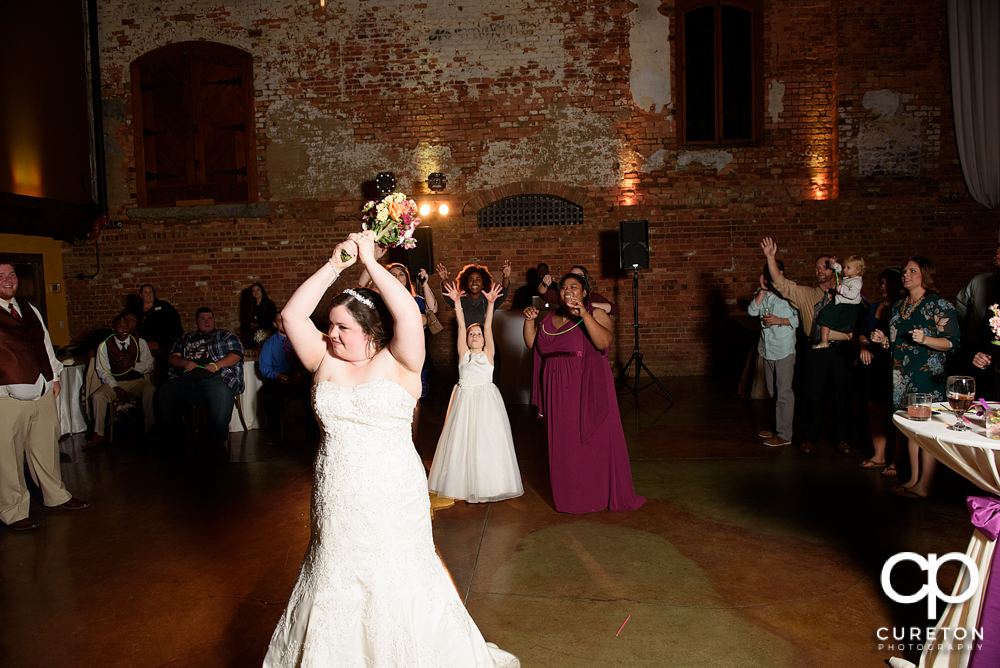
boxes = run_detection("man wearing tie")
[0,259,88,531]
[85,314,157,448]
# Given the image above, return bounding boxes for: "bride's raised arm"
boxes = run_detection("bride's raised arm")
[283,239,358,373]
[350,232,424,374]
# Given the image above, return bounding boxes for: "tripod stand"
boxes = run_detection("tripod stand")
[616,268,674,402]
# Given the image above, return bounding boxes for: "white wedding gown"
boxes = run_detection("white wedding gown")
[428,351,523,503]
[264,379,519,667]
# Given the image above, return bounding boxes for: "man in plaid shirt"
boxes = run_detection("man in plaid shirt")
[158,307,244,448]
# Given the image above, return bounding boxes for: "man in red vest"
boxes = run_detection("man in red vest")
[0,259,88,530]
[85,314,157,448]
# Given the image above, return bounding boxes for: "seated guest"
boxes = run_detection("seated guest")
[85,315,157,448]
[158,307,244,448]
[123,311,139,337]
[242,282,277,348]
[258,310,313,436]
[538,265,616,315]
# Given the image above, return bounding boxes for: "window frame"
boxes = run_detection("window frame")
[130,41,258,208]
[676,0,764,147]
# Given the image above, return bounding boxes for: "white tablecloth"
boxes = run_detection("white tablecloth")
[57,363,88,436]
[893,407,1000,668]
[229,360,265,432]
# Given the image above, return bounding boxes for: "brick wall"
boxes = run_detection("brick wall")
[61,0,1000,380]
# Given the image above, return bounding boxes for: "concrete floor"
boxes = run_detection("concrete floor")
[0,376,981,667]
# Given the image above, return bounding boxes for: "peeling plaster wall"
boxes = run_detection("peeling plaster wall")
[767,80,785,125]
[851,90,922,177]
[58,0,1000,379]
[99,0,632,202]
[628,0,670,113]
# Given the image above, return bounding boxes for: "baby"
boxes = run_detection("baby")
[813,255,865,349]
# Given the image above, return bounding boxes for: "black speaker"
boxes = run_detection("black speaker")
[619,220,649,270]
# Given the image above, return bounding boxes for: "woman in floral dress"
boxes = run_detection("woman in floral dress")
[872,256,960,498]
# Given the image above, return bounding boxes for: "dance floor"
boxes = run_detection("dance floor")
[1,376,979,667]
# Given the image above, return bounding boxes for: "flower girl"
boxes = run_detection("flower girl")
[427,281,523,503]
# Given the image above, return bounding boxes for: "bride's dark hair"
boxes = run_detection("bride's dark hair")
[330,287,393,352]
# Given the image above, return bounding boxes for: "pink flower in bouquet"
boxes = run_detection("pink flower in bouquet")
[340,191,423,260]
[990,304,1000,345]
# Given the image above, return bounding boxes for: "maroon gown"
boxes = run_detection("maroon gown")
[531,307,646,514]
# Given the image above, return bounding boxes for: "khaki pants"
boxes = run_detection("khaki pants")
[0,391,72,525]
[92,378,156,436]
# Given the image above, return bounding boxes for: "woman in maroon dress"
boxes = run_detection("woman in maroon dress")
[522,273,645,514]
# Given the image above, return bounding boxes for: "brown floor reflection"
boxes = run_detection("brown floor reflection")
[1,377,979,667]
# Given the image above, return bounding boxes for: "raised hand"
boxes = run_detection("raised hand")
[348,231,376,264]
[541,274,553,287]
[523,306,539,321]
[435,263,450,281]
[331,239,358,270]
[565,296,584,317]
[442,281,464,304]
[760,237,777,259]
[484,283,503,303]
[502,259,512,279]
[417,268,429,283]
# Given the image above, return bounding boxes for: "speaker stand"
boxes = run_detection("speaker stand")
[616,268,675,403]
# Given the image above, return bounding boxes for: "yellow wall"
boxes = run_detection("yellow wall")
[0,233,70,346]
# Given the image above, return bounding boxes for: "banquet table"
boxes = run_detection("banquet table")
[228,360,265,432]
[892,407,1000,668]
[56,362,88,436]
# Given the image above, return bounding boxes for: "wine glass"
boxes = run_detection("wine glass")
[946,376,976,432]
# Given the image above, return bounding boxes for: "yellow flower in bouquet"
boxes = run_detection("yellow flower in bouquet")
[340,192,422,260]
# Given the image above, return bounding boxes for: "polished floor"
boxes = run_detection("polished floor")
[1,376,981,667]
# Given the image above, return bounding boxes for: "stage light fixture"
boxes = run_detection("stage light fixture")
[438,203,449,216]
[375,172,397,196]
[427,173,447,192]
[419,203,431,216]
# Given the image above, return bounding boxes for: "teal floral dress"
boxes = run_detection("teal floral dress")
[890,294,961,410]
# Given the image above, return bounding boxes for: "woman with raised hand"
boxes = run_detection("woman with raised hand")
[524,272,645,514]
[428,280,523,504]
[264,231,518,668]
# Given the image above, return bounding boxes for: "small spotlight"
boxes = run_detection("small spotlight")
[419,203,431,216]
[438,203,449,216]
[427,172,447,192]
[375,172,396,196]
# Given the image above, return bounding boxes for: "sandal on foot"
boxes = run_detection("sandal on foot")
[859,458,886,469]
[880,466,899,477]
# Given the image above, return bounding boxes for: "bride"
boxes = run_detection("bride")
[263,231,518,667]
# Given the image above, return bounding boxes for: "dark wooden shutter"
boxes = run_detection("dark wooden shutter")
[132,43,256,207]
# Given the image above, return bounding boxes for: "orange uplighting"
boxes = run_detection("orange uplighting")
[9,135,42,198]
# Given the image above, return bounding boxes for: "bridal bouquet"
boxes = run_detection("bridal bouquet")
[990,304,1000,345]
[339,192,422,261]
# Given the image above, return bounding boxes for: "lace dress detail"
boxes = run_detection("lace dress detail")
[264,379,518,668]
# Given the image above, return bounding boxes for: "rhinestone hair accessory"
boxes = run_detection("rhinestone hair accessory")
[343,288,375,310]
